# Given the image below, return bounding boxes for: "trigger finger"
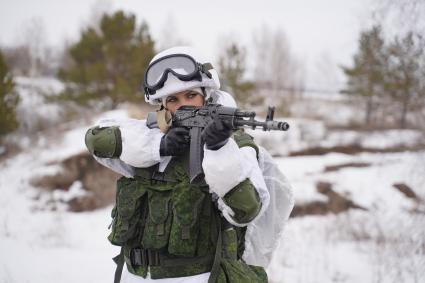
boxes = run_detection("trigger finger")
[222,119,233,129]
[214,119,224,131]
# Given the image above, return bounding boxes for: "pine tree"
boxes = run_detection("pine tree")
[217,43,259,108]
[386,32,424,128]
[0,50,19,138]
[341,25,388,125]
[59,11,155,107]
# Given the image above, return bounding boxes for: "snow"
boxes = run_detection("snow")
[268,209,425,283]
[248,121,424,157]
[268,149,425,283]
[246,118,327,156]
[0,129,119,283]
[1,78,424,282]
[52,181,91,203]
[14,76,66,94]
[323,129,424,149]
[359,129,423,149]
[13,76,65,136]
[2,122,423,282]
[290,97,358,126]
[268,215,374,283]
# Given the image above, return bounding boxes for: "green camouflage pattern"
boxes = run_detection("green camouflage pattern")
[223,179,262,224]
[168,169,206,256]
[85,126,122,158]
[123,246,148,277]
[108,133,267,281]
[196,197,214,257]
[141,190,173,249]
[235,226,247,260]
[216,227,268,282]
[108,177,147,245]
[217,259,268,283]
[150,261,212,279]
[222,228,238,260]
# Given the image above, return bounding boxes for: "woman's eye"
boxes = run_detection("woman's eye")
[167,97,177,103]
[187,92,197,99]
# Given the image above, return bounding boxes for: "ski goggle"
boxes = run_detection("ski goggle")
[143,54,214,95]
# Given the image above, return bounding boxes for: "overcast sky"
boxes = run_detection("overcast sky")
[0,0,379,92]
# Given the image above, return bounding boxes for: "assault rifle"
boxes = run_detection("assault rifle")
[172,104,289,183]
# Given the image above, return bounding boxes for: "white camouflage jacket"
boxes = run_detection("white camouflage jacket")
[91,91,294,283]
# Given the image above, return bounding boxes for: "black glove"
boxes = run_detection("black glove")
[201,118,233,150]
[160,127,190,156]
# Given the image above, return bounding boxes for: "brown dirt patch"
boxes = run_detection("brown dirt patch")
[0,142,21,163]
[31,152,120,212]
[324,162,371,172]
[290,181,367,217]
[393,183,421,201]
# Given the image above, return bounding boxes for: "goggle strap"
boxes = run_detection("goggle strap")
[201,63,213,78]
[144,86,156,99]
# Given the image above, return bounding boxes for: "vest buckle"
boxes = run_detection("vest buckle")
[130,248,161,267]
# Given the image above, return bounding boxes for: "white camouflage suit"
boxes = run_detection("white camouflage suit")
[93,75,294,282]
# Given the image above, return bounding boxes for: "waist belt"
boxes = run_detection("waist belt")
[130,248,214,268]
[128,248,214,279]
[134,165,178,183]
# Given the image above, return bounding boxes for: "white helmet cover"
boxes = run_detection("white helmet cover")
[144,46,220,105]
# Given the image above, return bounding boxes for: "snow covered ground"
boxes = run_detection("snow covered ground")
[1,78,424,282]
[269,151,425,283]
[0,122,119,282]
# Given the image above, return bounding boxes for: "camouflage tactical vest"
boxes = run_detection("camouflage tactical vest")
[108,132,268,282]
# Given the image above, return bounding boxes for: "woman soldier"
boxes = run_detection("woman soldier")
[85,46,293,283]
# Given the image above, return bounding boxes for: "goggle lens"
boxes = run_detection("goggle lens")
[146,55,197,87]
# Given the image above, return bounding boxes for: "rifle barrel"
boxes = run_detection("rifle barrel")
[234,119,289,131]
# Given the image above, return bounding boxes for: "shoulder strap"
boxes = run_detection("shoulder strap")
[208,212,222,283]
[146,110,172,133]
[113,248,124,283]
[146,112,159,129]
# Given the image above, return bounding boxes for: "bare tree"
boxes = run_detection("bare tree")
[374,0,425,34]
[217,41,259,108]
[2,45,32,76]
[157,15,189,51]
[83,0,113,33]
[252,25,304,115]
[21,18,48,77]
[2,18,51,77]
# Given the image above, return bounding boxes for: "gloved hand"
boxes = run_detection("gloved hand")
[160,127,190,156]
[201,118,233,150]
